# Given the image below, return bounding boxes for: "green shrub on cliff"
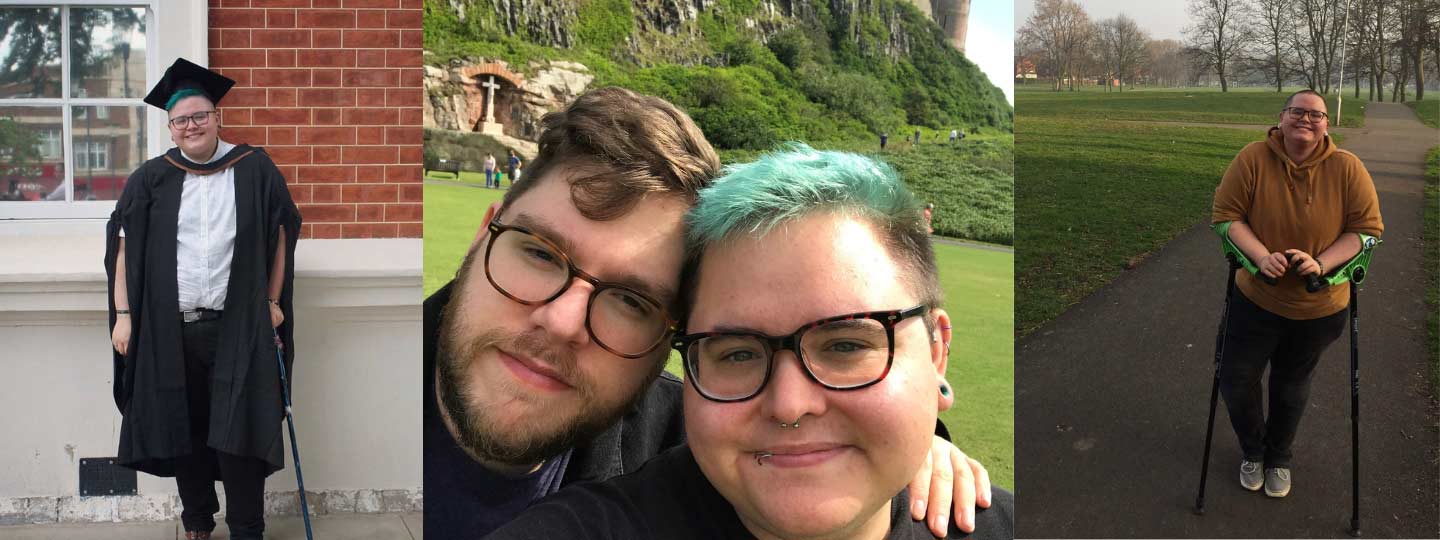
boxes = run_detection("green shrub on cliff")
[424,0,1011,137]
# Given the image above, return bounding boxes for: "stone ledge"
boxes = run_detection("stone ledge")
[0,488,422,525]
[0,237,421,314]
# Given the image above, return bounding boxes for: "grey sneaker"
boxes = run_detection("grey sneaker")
[1264,467,1291,497]
[1239,460,1263,491]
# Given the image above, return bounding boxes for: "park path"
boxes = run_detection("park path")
[1015,102,1438,538]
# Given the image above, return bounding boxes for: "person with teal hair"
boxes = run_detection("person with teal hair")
[106,58,300,540]
[485,144,1013,540]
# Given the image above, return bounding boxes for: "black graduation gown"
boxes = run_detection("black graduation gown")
[104,144,301,477]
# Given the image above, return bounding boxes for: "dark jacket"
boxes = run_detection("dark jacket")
[422,281,686,537]
[485,444,1015,540]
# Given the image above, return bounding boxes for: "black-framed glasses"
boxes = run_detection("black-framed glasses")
[672,305,930,402]
[1283,107,1328,122]
[168,110,217,130]
[483,220,677,358]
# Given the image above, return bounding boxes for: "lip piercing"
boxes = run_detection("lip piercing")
[755,451,774,466]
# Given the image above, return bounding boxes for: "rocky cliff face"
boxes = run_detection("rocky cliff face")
[424,58,593,150]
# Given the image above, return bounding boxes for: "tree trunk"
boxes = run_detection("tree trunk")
[1413,47,1424,100]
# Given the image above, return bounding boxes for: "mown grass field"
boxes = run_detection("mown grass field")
[1407,98,1439,129]
[423,181,1016,489]
[718,133,1015,245]
[1015,84,1369,128]
[1013,86,1364,336]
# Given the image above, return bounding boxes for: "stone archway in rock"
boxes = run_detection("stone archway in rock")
[459,63,526,136]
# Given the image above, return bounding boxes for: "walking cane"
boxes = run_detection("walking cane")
[274,329,316,540]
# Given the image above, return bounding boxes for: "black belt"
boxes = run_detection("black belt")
[180,308,223,323]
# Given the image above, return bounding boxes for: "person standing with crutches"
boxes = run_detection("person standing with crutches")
[105,58,302,540]
[1203,89,1382,509]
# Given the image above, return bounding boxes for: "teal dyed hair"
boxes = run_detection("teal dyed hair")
[681,142,942,317]
[165,88,206,111]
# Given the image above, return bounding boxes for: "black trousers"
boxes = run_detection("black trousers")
[1218,291,1347,468]
[175,317,268,539]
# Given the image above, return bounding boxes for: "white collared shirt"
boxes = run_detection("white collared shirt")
[175,140,237,311]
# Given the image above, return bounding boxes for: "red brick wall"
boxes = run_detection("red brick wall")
[207,0,423,239]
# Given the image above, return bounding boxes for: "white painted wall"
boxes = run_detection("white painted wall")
[0,236,422,523]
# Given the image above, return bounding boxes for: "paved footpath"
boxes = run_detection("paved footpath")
[1016,102,1438,538]
[0,512,422,539]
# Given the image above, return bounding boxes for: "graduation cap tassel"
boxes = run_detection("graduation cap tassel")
[274,329,315,540]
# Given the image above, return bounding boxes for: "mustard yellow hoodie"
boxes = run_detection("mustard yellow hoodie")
[1212,127,1384,320]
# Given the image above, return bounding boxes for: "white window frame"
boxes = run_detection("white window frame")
[75,139,108,169]
[0,0,203,222]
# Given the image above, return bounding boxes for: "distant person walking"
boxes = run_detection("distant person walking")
[484,153,497,188]
[924,203,935,234]
[880,132,889,151]
[950,129,959,143]
[914,129,922,146]
[507,150,522,186]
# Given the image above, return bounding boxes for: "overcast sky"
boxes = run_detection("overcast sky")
[1014,0,1191,41]
[968,0,1015,104]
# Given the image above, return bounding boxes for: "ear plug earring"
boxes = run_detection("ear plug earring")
[940,382,951,397]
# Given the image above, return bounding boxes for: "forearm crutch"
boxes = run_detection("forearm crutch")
[1300,233,1378,537]
[1193,224,1246,515]
[274,329,315,540]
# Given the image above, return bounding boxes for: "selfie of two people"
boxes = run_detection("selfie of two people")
[424,88,1013,540]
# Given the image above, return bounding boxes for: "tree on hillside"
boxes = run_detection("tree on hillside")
[1020,0,1093,91]
[1097,14,1149,92]
[1186,0,1250,91]
[1249,0,1294,91]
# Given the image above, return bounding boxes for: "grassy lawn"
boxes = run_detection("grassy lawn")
[423,183,508,294]
[1015,85,1369,128]
[1407,99,1439,129]
[423,182,1016,490]
[424,169,519,186]
[1425,147,1438,391]
[1015,89,1305,336]
[719,133,1015,245]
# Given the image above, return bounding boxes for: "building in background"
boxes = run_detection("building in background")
[0,0,422,526]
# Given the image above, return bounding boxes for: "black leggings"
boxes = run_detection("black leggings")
[175,318,268,539]
[1218,291,1347,468]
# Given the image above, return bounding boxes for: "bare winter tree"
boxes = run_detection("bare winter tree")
[1145,39,1192,86]
[1394,0,1435,100]
[1250,0,1294,91]
[1098,14,1150,92]
[1293,0,1347,93]
[1186,0,1251,91]
[1020,0,1094,91]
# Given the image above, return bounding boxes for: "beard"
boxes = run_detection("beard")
[435,290,637,468]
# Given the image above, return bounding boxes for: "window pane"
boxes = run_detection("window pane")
[0,106,65,201]
[72,106,143,201]
[70,7,147,99]
[0,8,62,99]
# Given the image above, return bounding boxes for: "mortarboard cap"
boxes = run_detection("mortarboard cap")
[143,58,235,111]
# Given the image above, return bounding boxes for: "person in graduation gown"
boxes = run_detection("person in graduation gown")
[104,58,301,540]
[484,145,1015,540]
